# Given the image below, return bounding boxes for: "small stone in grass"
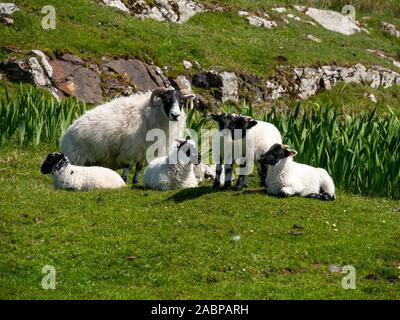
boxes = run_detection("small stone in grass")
[394,207,400,213]
[329,264,342,273]
[288,231,304,236]
[127,256,137,261]
[232,235,241,241]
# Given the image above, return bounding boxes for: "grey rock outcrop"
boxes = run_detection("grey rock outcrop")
[101,0,129,12]
[262,64,400,101]
[105,0,205,23]
[50,54,103,103]
[295,6,361,35]
[0,50,172,103]
[193,70,239,103]
[246,15,277,29]
[380,22,400,38]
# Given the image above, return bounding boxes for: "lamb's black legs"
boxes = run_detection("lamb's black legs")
[258,161,268,188]
[213,157,223,188]
[233,162,248,191]
[132,162,143,185]
[223,164,233,189]
[121,164,131,183]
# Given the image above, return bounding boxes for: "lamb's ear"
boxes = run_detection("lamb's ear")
[208,113,219,121]
[176,139,187,149]
[184,93,196,101]
[288,149,297,157]
[247,120,258,129]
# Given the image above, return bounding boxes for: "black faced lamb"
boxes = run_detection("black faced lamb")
[41,152,125,191]
[142,139,201,191]
[209,113,282,190]
[260,143,336,201]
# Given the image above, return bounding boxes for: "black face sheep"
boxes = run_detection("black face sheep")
[260,143,336,201]
[142,139,201,191]
[41,152,126,191]
[209,113,282,190]
[60,87,196,186]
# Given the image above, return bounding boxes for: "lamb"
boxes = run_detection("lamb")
[41,152,126,191]
[209,113,282,190]
[142,139,201,191]
[61,87,196,185]
[261,143,336,201]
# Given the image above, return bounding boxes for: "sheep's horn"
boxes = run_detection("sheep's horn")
[150,87,170,107]
[282,144,290,149]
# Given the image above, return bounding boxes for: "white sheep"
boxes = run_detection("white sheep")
[261,143,336,200]
[41,152,125,191]
[61,88,195,185]
[142,140,200,191]
[210,113,282,190]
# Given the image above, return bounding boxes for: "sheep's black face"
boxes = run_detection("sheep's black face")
[41,152,68,174]
[261,144,297,166]
[160,90,184,121]
[231,116,258,139]
[210,113,257,140]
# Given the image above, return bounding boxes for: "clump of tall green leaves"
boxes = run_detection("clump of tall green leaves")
[0,87,86,147]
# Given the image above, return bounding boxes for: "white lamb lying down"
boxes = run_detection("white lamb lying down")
[142,140,201,191]
[41,152,126,191]
[261,144,336,201]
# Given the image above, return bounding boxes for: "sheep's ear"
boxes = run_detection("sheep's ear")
[184,93,196,101]
[288,149,297,157]
[247,120,258,129]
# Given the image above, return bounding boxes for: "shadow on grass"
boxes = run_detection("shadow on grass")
[166,186,269,203]
[166,186,229,203]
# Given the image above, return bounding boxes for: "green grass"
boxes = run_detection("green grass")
[1,0,399,79]
[0,146,399,299]
[1,0,400,300]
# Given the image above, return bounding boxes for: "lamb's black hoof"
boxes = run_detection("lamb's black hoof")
[278,191,290,198]
[233,184,246,191]
[321,193,336,201]
[212,182,221,189]
[306,193,336,201]
[223,184,232,190]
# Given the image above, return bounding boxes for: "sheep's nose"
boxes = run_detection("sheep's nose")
[170,113,179,121]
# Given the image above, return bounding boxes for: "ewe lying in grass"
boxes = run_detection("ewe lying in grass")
[142,139,201,191]
[41,152,126,191]
[261,144,336,201]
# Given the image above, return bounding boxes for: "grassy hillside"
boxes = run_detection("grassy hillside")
[0,146,399,299]
[1,0,399,79]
